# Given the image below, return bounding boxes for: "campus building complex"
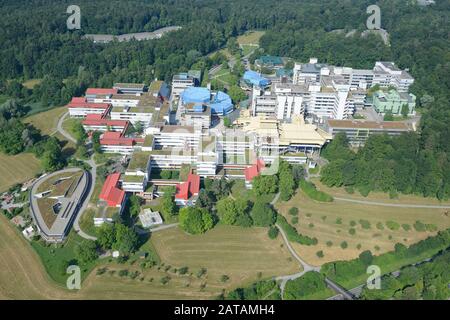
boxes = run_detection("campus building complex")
[250,58,415,122]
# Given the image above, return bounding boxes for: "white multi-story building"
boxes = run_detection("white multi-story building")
[171,73,198,98]
[293,59,414,93]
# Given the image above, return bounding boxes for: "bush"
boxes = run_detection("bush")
[326,241,333,247]
[291,217,299,224]
[376,222,384,230]
[359,220,371,229]
[268,226,279,239]
[288,207,299,216]
[386,220,400,231]
[340,241,348,249]
[316,250,324,258]
[178,267,189,275]
[220,275,230,283]
[335,218,343,224]
[402,224,411,231]
[276,215,317,246]
[413,221,426,232]
[350,220,356,227]
[299,180,333,202]
[349,228,356,235]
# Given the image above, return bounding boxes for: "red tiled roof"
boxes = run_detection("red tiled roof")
[187,173,200,196]
[245,159,265,182]
[175,182,190,201]
[175,173,200,200]
[99,173,125,207]
[99,131,138,146]
[86,88,118,95]
[71,97,86,104]
[68,99,111,109]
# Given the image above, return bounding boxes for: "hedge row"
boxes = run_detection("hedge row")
[276,215,318,246]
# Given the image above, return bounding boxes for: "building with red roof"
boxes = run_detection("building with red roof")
[244,159,265,189]
[99,173,126,207]
[86,88,118,96]
[100,131,144,155]
[175,173,200,206]
[82,114,129,132]
[67,97,112,118]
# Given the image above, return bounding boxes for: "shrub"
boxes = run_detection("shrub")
[276,215,317,246]
[291,217,299,224]
[402,224,411,232]
[288,207,299,216]
[336,218,343,224]
[299,180,333,202]
[308,223,314,228]
[340,241,348,249]
[268,226,279,239]
[118,270,129,277]
[376,222,384,230]
[178,267,189,275]
[316,251,324,258]
[359,220,371,229]
[413,221,426,232]
[350,220,356,227]
[326,241,333,247]
[349,228,356,235]
[220,275,230,283]
[386,220,400,231]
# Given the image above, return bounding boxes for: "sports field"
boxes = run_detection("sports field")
[0,153,41,192]
[275,185,450,266]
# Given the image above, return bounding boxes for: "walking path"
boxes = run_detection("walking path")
[334,197,450,209]
[57,113,97,241]
[57,112,76,144]
[73,157,98,241]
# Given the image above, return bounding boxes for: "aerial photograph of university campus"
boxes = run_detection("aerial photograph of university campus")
[0,0,449,305]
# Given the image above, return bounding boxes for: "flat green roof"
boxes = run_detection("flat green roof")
[128,151,150,170]
[123,175,145,183]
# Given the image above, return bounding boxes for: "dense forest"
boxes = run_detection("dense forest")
[0,0,449,197]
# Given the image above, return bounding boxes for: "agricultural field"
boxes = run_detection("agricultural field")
[275,186,450,266]
[0,153,41,192]
[151,225,300,292]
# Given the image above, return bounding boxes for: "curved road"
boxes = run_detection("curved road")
[57,112,97,240]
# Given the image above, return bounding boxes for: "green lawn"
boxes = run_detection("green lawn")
[30,232,97,285]
[151,225,299,292]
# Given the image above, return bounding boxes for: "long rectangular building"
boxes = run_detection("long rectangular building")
[324,119,415,146]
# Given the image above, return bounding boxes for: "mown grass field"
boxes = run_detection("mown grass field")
[24,106,66,136]
[275,186,450,266]
[237,31,265,46]
[0,213,300,299]
[0,153,41,192]
[22,78,42,89]
[151,225,300,291]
